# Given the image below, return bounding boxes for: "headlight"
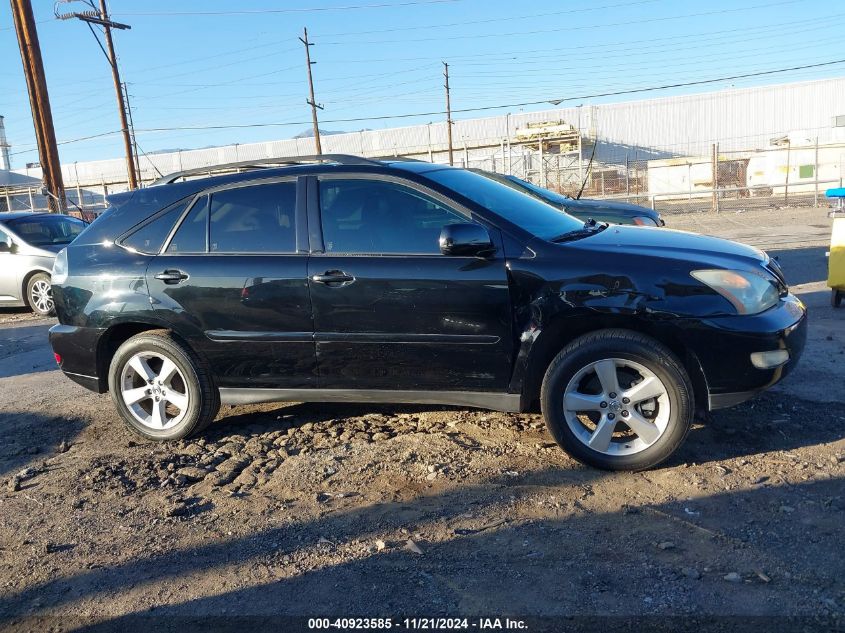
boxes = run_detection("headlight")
[691,269,779,315]
[52,248,68,285]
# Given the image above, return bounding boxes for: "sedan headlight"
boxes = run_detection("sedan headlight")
[691,269,779,315]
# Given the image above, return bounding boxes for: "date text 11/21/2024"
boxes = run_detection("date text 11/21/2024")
[307,618,528,630]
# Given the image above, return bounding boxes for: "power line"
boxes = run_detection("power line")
[111,0,465,16]
[320,0,802,44]
[8,130,121,158]
[308,12,839,64]
[122,59,845,134]
[318,0,662,37]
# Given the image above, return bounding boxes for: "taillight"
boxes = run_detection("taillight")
[54,353,62,365]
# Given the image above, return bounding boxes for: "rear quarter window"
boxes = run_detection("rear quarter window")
[120,199,191,254]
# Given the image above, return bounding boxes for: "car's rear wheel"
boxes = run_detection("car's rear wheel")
[26,272,54,316]
[108,331,219,441]
[541,329,693,471]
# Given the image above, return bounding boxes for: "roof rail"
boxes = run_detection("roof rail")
[151,154,382,186]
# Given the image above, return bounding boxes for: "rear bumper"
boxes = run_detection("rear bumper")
[49,323,107,393]
[680,295,807,411]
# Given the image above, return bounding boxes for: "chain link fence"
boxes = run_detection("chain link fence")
[499,141,845,215]
[2,139,844,218]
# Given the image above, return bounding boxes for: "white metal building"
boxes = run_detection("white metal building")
[7,76,845,199]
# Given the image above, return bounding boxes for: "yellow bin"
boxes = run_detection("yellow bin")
[827,188,845,308]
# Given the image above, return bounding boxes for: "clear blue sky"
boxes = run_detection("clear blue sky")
[1,0,843,166]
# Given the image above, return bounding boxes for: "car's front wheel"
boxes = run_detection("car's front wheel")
[26,272,55,316]
[108,330,220,441]
[541,329,693,471]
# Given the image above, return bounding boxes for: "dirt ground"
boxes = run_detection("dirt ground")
[0,206,842,631]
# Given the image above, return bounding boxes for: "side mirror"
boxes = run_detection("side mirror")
[439,223,494,257]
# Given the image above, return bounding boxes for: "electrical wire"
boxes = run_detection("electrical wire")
[112,0,466,17]
[320,0,803,45]
[120,59,845,134]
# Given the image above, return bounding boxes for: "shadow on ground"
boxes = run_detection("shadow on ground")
[0,411,85,480]
[0,395,842,626]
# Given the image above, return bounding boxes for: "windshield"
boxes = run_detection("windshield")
[8,215,86,247]
[505,175,571,205]
[424,168,583,239]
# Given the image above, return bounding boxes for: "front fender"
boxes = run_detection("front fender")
[505,256,711,405]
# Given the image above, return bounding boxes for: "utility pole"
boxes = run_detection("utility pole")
[10,0,66,212]
[56,0,137,189]
[99,0,137,188]
[300,27,323,155]
[123,82,141,180]
[443,61,453,166]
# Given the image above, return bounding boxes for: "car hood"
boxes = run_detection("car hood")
[565,198,656,215]
[566,225,766,268]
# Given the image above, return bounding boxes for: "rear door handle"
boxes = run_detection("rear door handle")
[154,269,189,284]
[311,270,355,286]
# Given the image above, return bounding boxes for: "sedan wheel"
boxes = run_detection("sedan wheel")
[27,273,54,316]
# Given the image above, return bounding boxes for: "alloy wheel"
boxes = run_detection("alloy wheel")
[562,357,670,456]
[119,351,190,430]
[30,278,53,315]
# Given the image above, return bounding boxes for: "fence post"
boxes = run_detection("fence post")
[814,136,819,208]
[557,155,562,193]
[784,140,791,204]
[505,113,512,175]
[28,187,34,210]
[625,153,630,202]
[711,143,720,213]
[539,139,545,187]
[4,189,11,212]
[688,162,692,201]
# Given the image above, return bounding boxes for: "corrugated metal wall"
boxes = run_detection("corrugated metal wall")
[13,76,845,190]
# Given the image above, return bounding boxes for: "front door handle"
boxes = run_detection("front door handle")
[311,270,355,286]
[154,269,189,284]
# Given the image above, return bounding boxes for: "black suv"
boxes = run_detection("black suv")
[49,155,806,470]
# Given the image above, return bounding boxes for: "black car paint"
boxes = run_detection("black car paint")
[481,171,664,227]
[50,161,806,413]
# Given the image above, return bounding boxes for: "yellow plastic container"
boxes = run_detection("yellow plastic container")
[828,188,845,307]
[831,215,845,287]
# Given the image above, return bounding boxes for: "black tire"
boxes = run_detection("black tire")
[26,272,55,317]
[833,289,843,308]
[540,329,693,471]
[108,330,219,441]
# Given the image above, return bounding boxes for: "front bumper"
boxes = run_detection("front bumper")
[677,294,807,411]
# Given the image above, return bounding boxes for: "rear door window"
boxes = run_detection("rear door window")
[166,197,208,253]
[208,182,296,253]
